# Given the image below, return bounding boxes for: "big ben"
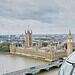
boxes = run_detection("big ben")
[67,30,73,56]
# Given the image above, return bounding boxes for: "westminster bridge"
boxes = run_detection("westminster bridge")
[4,59,63,75]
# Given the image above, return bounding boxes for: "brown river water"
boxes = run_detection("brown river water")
[0,53,59,75]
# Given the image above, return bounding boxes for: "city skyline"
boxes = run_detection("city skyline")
[0,0,75,34]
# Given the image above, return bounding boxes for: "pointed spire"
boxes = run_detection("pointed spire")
[68,29,72,39]
[69,29,71,35]
[27,25,30,31]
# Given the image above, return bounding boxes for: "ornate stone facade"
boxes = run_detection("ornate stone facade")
[25,26,32,47]
[67,30,73,56]
[10,28,73,61]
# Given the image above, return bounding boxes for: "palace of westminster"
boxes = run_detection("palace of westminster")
[10,26,74,62]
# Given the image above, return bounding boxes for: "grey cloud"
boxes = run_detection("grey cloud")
[0,0,60,23]
[0,0,74,34]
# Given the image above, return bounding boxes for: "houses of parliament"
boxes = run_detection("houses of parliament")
[10,26,74,62]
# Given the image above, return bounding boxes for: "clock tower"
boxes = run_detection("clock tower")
[67,30,73,56]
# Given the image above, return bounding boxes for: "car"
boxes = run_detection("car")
[59,52,75,75]
[30,66,36,69]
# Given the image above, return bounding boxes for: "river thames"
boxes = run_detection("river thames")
[0,53,59,75]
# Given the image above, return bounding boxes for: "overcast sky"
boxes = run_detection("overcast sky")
[0,0,75,34]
